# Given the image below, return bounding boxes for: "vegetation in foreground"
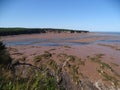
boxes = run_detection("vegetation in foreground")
[0,41,58,90]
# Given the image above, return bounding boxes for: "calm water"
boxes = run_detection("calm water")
[4,32,120,46]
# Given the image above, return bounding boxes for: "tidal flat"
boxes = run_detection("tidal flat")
[1,32,120,90]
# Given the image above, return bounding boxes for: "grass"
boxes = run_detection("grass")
[100,62,113,71]
[34,51,52,64]
[49,48,56,51]
[66,55,76,62]
[0,71,57,90]
[69,65,80,84]
[57,53,86,84]
[97,69,120,87]
[65,54,85,65]
[0,40,58,90]
[98,44,120,51]
[89,54,113,71]
[64,46,71,48]
[90,54,120,87]
[17,56,26,62]
[95,53,104,58]
[77,59,85,66]
[47,59,62,76]
[111,62,119,67]
[34,55,42,63]
[42,51,52,59]
[90,57,101,63]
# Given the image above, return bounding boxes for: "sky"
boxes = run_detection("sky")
[0,0,120,32]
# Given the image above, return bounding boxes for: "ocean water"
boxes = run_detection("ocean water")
[4,32,120,46]
[95,32,120,36]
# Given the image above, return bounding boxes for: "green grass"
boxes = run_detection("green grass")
[0,40,58,90]
[48,59,61,75]
[0,71,57,90]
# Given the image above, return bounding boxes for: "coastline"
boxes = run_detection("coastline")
[1,32,120,89]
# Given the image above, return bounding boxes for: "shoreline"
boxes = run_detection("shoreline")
[1,32,120,89]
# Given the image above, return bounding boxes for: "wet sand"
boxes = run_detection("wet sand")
[1,32,120,87]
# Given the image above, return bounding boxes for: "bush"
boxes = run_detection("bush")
[0,40,12,67]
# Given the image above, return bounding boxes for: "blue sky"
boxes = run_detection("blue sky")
[0,0,120,32]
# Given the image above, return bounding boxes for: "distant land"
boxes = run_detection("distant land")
[0,28,89,36]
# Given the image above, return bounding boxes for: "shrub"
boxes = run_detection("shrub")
[0,40,12,67]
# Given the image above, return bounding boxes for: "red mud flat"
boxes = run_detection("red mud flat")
[1,32,120,89]
[1,33,87,42]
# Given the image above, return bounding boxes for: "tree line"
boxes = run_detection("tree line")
[0,28,89,36]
